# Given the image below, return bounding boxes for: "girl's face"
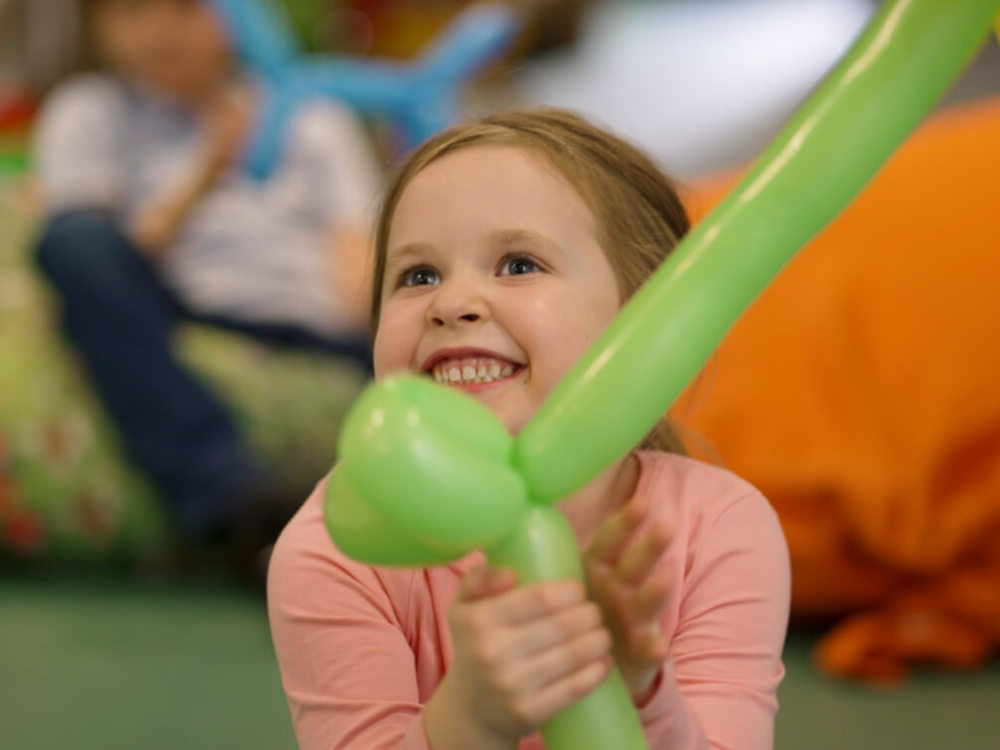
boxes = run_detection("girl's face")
[92,0,231,102]
[373,145,622,435]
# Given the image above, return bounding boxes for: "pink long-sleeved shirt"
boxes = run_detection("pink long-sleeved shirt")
[268,451,790,749]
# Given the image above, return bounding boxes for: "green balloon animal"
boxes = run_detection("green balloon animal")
[325,1,1000,747]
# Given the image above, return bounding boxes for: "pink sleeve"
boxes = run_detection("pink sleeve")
[267,485,432,750]
[638,491,791,749]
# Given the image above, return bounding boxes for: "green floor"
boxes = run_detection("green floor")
[1,571,998,749]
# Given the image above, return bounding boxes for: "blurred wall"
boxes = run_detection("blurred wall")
[512,0,1000,178]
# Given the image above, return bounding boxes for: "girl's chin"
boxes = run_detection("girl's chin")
[378,369,533,434]
[459,375,533,432]
[479,399,530,437]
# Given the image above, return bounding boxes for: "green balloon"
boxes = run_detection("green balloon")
[326,378,656,747]
[324,468,458,565]
[335,376,528,556]
[514,0,1000,504]
[324,2,1000,748]
[327,388,651,747]
[486,506,648,748]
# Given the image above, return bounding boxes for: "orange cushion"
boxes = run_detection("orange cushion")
[676,95,1000,680]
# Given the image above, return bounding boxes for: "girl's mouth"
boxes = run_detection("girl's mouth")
[430,356,525,388]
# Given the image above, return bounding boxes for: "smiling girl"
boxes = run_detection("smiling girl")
[268,109,790,749]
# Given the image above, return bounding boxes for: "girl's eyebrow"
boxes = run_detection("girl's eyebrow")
[489,228,566,258]
[385,242,433,267]
[386,229,567,267]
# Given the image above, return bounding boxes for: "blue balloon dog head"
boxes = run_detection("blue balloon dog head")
[207,0,521,179]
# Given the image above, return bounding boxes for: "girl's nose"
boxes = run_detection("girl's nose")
[426,280,490,328]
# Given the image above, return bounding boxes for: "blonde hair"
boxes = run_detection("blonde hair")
[371,108,691,454]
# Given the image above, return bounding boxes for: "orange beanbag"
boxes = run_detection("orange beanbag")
[676,95,1000,682]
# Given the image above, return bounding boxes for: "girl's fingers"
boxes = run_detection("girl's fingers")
[616,522,672,587]
[466,578,589,629]
[631,570,671,621]
[506,626,612,693]
[640,630,669,663]
[587,495,646,564]
[513,601,605,658]
[618,556,670,659]
[626,624,669,666]
[491,580,590,626]
[457,565,517,603]
[520,655,612,725]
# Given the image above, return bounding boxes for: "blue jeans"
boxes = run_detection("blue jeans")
[33,210,371,539]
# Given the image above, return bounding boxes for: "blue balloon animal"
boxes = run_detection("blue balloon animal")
[208,0,520,179]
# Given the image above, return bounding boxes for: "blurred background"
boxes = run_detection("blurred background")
[1,1,999,748]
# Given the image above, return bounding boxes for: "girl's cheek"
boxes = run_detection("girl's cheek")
[371,309,416,378]
[371,332,392,379]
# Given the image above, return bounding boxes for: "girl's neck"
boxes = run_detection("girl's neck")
[556,451,640,549]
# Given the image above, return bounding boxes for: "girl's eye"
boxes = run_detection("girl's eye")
[498,254,542,277]
[399,266,440,287]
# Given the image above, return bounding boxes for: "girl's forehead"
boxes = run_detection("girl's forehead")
[389,147,594,242]
[413,145,532,184]
[395,145,588,220]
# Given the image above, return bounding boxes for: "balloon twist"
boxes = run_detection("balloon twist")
[208,0,520,179]
[326,377,649,748]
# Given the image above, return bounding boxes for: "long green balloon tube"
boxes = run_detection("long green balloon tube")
[514,0,1000,505]
[486,508,648,749]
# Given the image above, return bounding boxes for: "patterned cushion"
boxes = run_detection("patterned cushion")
[0,197,366,562]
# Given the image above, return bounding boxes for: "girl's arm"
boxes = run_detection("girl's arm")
[586,487,790,749]
[268,479,615,750]
[268,499,438,749]
[659,492,789,749]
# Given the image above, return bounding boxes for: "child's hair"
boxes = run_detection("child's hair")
[370,108,691,454]
[73,0,210,76]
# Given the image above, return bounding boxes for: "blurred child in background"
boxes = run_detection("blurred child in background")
[31,0,382,575]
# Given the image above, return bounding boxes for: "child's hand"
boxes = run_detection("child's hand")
[200,86,255,180]
[584,494,673,703]
[425,566,612,748]
[129,86,255,256]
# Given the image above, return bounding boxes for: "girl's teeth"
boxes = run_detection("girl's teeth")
[433,358,518,385]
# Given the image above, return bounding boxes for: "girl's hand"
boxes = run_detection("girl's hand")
[425,566,613,749]
[584,494,673,703]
